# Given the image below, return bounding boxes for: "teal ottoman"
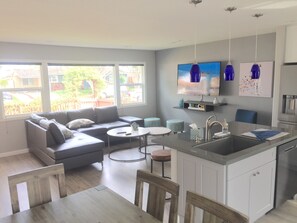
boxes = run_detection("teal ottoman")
[166,119,184,133]
[144,117,161,127]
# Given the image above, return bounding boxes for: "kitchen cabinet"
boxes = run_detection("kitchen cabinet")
[175,147,276,223]
[227,147,276,223]
[176,151,226,220]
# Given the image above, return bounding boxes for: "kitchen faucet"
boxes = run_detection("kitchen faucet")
[205,115,223,140]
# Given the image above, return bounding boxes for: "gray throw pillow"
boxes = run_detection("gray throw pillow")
[30,113,46,124]
[49,122,65,144]
[66,118,94,130]
[39,119,54,129]
[52,120,74,139]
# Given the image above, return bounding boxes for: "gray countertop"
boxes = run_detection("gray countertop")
[153,121,297,165]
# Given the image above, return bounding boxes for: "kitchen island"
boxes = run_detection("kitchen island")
[153,121,297,223]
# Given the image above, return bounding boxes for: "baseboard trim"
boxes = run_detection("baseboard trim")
[0,148,29,158]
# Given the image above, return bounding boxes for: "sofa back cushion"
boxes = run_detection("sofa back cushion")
[95,106,119,123]
[67,108,96,122]
[39,111,68,125]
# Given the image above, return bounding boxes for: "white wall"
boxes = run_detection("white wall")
[0,42,156,154]
[285,25,297,63]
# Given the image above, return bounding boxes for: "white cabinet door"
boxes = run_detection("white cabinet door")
[249,160,276,222]
[177,151,225,219]
[227,160,276,223]
[227,171,250,216]
[177,152,198,217]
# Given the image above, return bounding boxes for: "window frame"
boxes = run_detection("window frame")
[117,63,146,108]
[0,62,44,119]
[0,60,147,120]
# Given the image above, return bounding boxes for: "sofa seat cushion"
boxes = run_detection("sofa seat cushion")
[42,132,104,160]
[98,121,129,130]
[76,124,108,137]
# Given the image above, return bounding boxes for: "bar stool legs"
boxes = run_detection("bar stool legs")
[150,149,171,179]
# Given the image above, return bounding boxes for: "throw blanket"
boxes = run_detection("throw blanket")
[251,130,281,141]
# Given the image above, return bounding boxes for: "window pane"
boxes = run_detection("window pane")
[48,65,115,111]
[120,85,143,104]
[0,64,41,89]
[119,65,143,84]
[119,65,144,106]
[3,91,42,116]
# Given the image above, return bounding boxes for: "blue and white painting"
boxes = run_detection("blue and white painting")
[177,62,221,96]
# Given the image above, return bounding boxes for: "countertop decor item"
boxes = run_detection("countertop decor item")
[224,7,237,81]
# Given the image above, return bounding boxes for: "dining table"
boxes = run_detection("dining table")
[0,185,162,223]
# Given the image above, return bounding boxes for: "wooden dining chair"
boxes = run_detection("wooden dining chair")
[184,191,248,223]
[8,163,67,213]
[134,170,179,223]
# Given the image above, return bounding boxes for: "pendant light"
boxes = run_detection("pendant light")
[224,7,237,81]
[251,13,263,79]
[189,0,202,82]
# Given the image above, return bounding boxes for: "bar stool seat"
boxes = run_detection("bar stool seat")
[144,117,161,127]
[151,149,171,178]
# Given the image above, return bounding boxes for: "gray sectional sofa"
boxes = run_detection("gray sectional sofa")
[26,105,143,170]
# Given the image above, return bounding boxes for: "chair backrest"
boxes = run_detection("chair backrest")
[184,191,248,223]
[8,163,67,213]
[134,170,179,223]
[235,109,257,124]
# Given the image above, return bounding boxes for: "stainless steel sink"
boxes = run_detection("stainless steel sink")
[193,135,264,156]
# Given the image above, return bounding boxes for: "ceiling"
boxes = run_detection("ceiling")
[1,0,297,50]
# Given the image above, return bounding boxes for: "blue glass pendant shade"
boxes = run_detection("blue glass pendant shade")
[224,64,234,81]
[251,64,260,79]
[190,64,201,82]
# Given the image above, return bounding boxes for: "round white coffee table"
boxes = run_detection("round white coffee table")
[107,127,150,162]
[139,127,171,154]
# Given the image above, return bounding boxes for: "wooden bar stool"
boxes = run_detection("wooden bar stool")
[151,149,171,178]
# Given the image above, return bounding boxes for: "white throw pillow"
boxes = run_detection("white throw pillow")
[66,118,94,130]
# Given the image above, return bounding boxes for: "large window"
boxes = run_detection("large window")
[119,65,144,106]
[0,64,42,117]
[0,62,146,119]
[48,65,115,111]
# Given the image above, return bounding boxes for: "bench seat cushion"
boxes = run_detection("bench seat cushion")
[42,132,104,160]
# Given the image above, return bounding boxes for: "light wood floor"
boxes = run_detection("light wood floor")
[1,142,297,222]
[0,141,170,218]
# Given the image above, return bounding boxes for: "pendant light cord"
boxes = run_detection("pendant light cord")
[255,22,258,63]
[228,11,231,63]
[253,13,263,63]
[194,6,198,63]
[225,7,236,64]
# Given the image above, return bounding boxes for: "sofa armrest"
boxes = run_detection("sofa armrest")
[25,120,56,149]
[119,116,144,127]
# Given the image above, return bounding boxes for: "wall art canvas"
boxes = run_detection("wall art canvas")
[239,61,274,97]
[177,62,221,96]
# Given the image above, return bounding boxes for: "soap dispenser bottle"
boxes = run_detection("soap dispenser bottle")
[222,119,229,133]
